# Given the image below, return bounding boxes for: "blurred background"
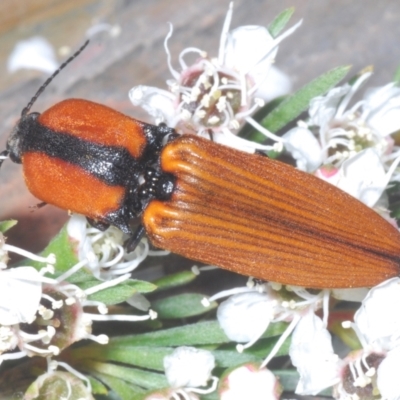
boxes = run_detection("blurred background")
[1,0,400,253]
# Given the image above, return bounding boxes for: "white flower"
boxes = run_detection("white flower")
[0,231,156,365]
[164,346,215,388]
[0,267,44,325]
[8,36,58,74]
[283,126,323,172]
[67,214,149,281]
[130,4,301,153]
[283,70,400,220]
[162,347,218,399]
[289,310,342,395]
[217,290,276,345]
[363,83,400,136]
[290,278,400,399]
[0,232,56,326]
[284,70,400,213]
[213,281,329,366]
[353,277,400,351]
[219,363,281,400]
[316,148,395,208]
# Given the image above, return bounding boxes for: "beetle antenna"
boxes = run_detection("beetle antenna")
[21,40,90,117]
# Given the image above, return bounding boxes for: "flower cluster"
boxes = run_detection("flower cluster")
[0,227,156,396]
[127,3,400,399]
[129,2,301,153]
[3,3,400,400]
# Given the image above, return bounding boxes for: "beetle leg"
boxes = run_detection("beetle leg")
[125,225,146,253]
[87,217,110,232]
[29,201,47,211]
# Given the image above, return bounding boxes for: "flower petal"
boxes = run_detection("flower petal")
[289,311,341,395]
[255,65,292,102]
[224,26,276,74]
[0,267,42,325]
[129,85,176,126]
[364,83,400,136]
[309,85,350,128]
[163,346,215,388]
[336,148,386,207]
[7,36,58,74]
[354,278,400,350]
[217,291,273,343]
[377,347,400,400]
[219,364,281,400]
[283,127,323,172]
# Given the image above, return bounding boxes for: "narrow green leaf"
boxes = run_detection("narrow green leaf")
[261,65,351,133]
[152,293,217,319]
[109,320,288,348]
[91,372,145,400]
[330,320,361,350]
[83,361,168,390]
[268,8,295,38]
[75,345,170,371]
[88,375,109,395]
[109,321,229,347]
[82,279,156,305]
[153,270,197,291]
[0,220,17,233]
[84,281,138,305]
[211,349,262,367]
[245,334,291,358]
[273,369,300,392]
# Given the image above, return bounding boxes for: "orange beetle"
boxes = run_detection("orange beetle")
[2,42,400,289]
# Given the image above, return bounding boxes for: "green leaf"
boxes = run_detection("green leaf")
[260,65,351,134]
[0,219,17,233]
[91,373,145,400]
[330,319,361,350]
[73,345,171,371]
[268,8,295,38]
[245,334,291,358]
[109,320,230,347]
[82,279,156,305]
[273,369,300,392]
[211,349,262,367]
[88,375,109,395]
[153,270,197,291]
[27,225,94,283]
[109,320,288,348]
[152,293,217,319]
[83,361,168,390]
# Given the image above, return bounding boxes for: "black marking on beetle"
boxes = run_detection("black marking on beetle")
[12,113,141,187]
